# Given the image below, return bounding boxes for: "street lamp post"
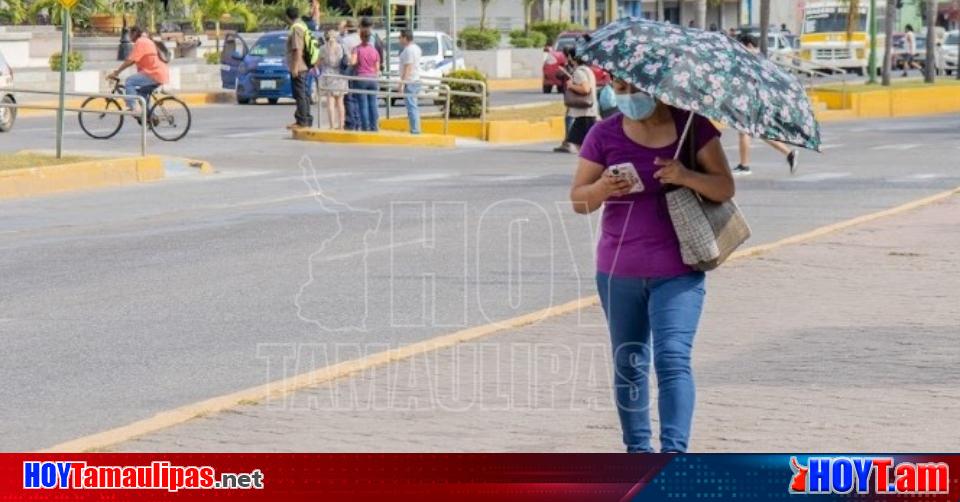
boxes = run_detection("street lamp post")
[868,0,878,84]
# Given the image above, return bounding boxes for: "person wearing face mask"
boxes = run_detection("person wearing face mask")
[569,80,735,453]
[554,49,599,154]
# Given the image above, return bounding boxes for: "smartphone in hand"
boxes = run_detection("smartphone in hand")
[608,163,644,194]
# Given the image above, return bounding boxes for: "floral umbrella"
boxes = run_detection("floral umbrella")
[576,18,821,151]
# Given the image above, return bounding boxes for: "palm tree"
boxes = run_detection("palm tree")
[478,0,494,30]
[695,0,706,29]
[190,0,257,51]
[924,0,936,83]
[655,0,664,22]
[344,0,381,16]
[882,0,895,85]
[759,0,770,55]
[0,0,27,24]
[523,0,537,31]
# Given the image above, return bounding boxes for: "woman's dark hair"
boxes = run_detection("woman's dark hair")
[738,34,757,47]
[129,26,143,38]
[285,6,300,21]
[905,24,914,32]
[360,29,371,44]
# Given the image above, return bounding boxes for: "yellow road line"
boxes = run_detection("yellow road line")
[41,186,959,452]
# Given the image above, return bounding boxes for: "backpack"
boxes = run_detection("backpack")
[294,22,320,67]
[153,39,171,63]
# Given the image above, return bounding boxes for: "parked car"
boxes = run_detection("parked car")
[220,31,318,105]
[945,31,958,76]
[891,33,928,72]
[0,51,15,132]
[542,31,611,94]
[382,30,464,102]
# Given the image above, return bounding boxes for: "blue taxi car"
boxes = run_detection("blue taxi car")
[219,31,317,105]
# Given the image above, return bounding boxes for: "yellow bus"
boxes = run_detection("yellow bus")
[799,0,886,74]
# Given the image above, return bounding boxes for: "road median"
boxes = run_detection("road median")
[292,128,456,148]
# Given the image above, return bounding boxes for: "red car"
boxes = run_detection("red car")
[542,31,611,94]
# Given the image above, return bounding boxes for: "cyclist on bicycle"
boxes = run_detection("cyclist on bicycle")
[108,26,169,114]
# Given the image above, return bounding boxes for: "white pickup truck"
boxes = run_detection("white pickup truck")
[0,51,16,132]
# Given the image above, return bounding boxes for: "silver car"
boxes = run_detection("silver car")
[945,31,959,76]
[0,51,15,132]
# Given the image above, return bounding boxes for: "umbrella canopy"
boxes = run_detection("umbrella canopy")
[576,18,821,151]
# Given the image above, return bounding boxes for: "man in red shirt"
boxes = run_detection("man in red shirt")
[108,26,169,113]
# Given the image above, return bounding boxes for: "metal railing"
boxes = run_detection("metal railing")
[315,74,487,137]
[0,88,148,157]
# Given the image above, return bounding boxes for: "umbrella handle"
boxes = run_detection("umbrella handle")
[673,112,695,161]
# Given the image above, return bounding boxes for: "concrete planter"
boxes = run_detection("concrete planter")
[0,32,31,68]
[464,49,512,80]
[89,13,137,35]
[71,70,100,94]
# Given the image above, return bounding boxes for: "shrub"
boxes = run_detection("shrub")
[204,50,221,65]
[446,68,488,119]
[509,29,547,48]
[459,26,500,50]
[530,21,585,44]
[49,51,84,72]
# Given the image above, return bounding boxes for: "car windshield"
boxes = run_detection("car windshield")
[555,36,578,51]
[947,33,959,46]
[389,36,440,56]
[804,7,867,33]
[249,36,288,58]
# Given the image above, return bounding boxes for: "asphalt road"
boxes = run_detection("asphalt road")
[1,104,958,451]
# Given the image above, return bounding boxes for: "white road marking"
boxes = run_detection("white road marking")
[222,130,287,139]
[377,173,454,183]
[313,239,427,263]
[889,173,942,183]
[872,144,923,151]
[784,172,851,183]
[818,143,845,150]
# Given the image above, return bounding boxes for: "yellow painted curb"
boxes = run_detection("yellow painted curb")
[39,186,959,453]
[292,127,455,148]
[486,78,543,92]
[0,155,164,199]
[808,84,960,120]
[379,116,566,143]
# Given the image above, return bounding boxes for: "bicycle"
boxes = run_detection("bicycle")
[78,76,191,142]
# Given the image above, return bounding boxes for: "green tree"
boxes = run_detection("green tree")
[0,0,27,24]
[344,0,381,16]
[190,0,257,51]
[882,0,895,85]
[479,0,494,30]
[924,0,936,83]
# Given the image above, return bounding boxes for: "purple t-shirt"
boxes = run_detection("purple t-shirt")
[354,43,380,77]
[579,108,721,278]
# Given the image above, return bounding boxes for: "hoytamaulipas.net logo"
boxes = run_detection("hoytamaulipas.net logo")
[23,461,264,492]
[789,456,949,495]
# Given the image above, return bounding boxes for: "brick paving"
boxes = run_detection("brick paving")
[113,195,960,452]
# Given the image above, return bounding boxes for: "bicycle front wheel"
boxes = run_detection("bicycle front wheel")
[148,96,191,142]
[78,96,124,139]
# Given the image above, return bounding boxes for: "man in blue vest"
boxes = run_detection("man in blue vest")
[286,6,313,129]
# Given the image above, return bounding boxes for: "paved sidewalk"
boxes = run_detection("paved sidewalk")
[112,195,960,452]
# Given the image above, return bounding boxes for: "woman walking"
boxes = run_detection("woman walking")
[570,80,735,452]
[555,48,598,153]
[320,30,347,130]
[351,29,381,132]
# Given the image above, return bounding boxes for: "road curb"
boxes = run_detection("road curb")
[39,187,959,452]
[0,155,164,199]
[486,78,542,92]
[292,128,455,148]
[15,91,234,118]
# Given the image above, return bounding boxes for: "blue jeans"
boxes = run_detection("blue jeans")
[596,271,706,453]
[344,80,361,131]
[404,83,421,134]
[123,72,158,110]
[355,79,379,132]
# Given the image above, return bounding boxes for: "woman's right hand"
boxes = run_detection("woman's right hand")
[596,170,633,199]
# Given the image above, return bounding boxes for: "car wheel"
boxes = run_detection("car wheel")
[237,95,251,105]
[0,95,15,132]
[268,98,279,105]
[542,84,553,94]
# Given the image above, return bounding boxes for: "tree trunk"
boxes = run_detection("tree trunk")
[656,0,664,22]
[480,0,487,30]
[695,0,706,28]
[882,0,895,85]
[215,20,221,52]
[759,0,770,56]
[925,0,936,83]
[678,0,684,26]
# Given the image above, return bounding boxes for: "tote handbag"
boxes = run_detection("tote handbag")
[563,68,594,109]
[664,113,751,271]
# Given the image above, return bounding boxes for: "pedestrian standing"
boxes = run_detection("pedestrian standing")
[570,80,735,453]
[398,30,422,135]
[733,35,798,175]
[321,30,348,130]
[341,20,361,130]
[285,6,313,129]
[903,25,920,77]
[352,29,381,132]
[556,49,598,154]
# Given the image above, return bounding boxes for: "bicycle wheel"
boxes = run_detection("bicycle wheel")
[148,96,191,141]
[78,96,124,139]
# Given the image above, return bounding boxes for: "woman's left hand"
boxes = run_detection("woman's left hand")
[653,157,691,186]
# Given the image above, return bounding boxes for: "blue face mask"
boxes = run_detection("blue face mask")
[616,92,657,121]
